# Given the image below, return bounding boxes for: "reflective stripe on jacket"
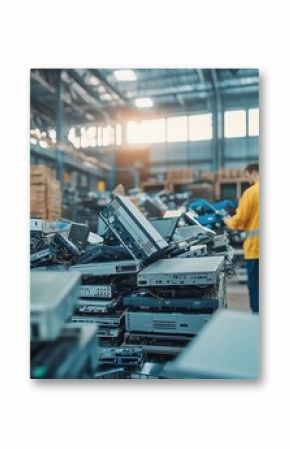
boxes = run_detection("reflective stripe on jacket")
[225,181,259,259]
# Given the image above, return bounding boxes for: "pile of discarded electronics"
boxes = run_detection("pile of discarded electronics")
[30,193,236,378]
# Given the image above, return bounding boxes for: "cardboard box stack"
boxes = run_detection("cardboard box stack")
[217,167,245,179]
[199,171,216,182]
[30,165,62,220]
[166,168,194,184]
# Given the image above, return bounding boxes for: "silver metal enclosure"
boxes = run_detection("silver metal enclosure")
[125,311,212,335]
[79,284,115,298]
[99,194,168,261]
[137,256,224,286]
[70,259,142,275]
[161,310,260,379]
[30,272,81,341]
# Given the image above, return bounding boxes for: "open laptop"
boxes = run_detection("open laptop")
[150,217,180,242]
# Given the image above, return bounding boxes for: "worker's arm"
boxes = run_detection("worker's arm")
[224,190,253,231]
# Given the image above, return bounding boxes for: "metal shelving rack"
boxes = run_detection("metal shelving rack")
[30,144,106,180]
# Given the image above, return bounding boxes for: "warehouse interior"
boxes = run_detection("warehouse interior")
[30,68,259,379]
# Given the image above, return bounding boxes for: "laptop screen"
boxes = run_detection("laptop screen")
[150,217,179,241]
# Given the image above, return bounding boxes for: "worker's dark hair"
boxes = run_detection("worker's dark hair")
[245,163,259,174]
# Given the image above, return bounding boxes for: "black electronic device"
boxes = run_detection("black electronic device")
[99,194,168,262]
[30,324,98,379]
[72,310,126,329]
[75,298,119,314]
[77,244,130,264]
[142,198,164,218]
[123,288,222,312]
[99,347,144,368]
[150,217,179,242]
[30,247,53,268]
[97,216,108,236]
[96,217,118,244]
[68,223,90,250]
[124,332,191,356]
[52,233,81,258]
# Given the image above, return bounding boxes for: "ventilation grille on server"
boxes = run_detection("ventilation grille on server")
[153,320,176,330]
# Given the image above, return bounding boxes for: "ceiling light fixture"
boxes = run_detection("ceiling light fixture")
[134,97,154,108]
[114,70,137,81]
[88,75,100,86]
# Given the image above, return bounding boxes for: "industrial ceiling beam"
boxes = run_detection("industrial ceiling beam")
[196,69,212,112]
[31,69,87,120]
[124,82,212,99]
[123,77,258,99]
[90,69,129,105]
[110,70,199,87]
[65,69,110,121]
[31,69,259,129]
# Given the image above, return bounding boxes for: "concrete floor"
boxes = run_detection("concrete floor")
[227,276,250,312]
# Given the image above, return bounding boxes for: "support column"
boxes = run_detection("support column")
[211,70,224,171]
[107,148,116,191]
[55,69,65,189]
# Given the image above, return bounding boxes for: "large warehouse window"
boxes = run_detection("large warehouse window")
[127,121,141,143]
[189,113,212,141]
[80,127,90,148]
[127,119,166,143]
[97,127,103,147]
[224,110,246,138]
[86,126,97,147]
[116,124,122,145]
[248,108,259,136]
[68,125,117,148]
[166,116,188,142]
[68,127,80,148]
[102,125,115,146]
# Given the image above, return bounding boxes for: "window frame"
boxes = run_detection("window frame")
[188,112,213,141]
[224,109,247,139]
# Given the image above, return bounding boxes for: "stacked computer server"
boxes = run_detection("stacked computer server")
[31,194,231,371]
[123,257,226,357]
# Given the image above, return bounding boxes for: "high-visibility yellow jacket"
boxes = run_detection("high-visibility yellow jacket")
[225,181,259,259]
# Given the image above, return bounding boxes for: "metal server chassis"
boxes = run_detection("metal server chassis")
[125,311,212,335]
[137,256,224,286]
[70,260,142,276]
[125,273,226,311]
[99,194,168,262]
[30,272,81,342]
[79,285,116,298]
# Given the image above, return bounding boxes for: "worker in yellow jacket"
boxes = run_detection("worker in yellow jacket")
[224,163,259,313]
